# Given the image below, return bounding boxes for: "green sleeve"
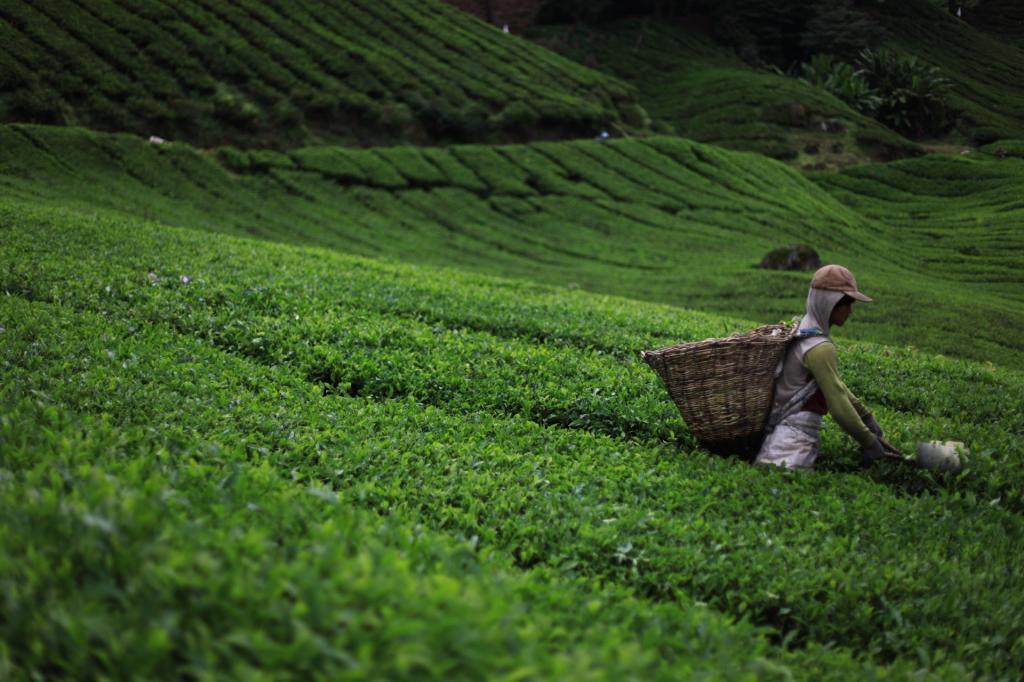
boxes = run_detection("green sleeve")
[803,343,876,448]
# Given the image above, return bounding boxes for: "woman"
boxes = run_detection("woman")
[755,264,886,469]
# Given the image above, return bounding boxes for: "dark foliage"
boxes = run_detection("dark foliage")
[856,48,953,137]
[536,0,888,67]
[759,244,822,271]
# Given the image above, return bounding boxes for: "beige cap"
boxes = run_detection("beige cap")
[810,264,872,302]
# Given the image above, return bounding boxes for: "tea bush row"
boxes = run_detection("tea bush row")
[0,0,640,147]
[2,250,1021,678]
[2,378,825,681]
[813,154,1024,293]
[5,124,1023,371]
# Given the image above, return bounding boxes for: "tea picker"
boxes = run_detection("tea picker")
[642,265,966,473]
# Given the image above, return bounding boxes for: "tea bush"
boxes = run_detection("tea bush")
[2,390,813,680]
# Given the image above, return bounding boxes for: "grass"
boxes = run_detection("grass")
[0,0,642,148]
[2,196,1023,678]
[2,123,1022,372]
[528,19,920,164]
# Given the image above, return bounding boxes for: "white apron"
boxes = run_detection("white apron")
[755,411,823,469]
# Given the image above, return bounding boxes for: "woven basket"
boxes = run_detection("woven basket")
[641,323,795,456]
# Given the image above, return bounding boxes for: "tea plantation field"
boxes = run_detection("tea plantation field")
[533,0,1024,155]
[3,0,1024,676]
[0,0,641,147]
[879,0,1024,141]
[3,123,1023,370]
[965,0,1024,48]
[3,192,1024,678]
[529,20,919,163]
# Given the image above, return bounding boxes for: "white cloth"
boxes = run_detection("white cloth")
[800,287,845,339]
[755,411,823,469]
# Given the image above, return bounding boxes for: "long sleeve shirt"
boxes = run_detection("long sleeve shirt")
[803,342,876,448]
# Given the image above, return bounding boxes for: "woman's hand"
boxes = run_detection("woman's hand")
[864,414,883,439]
[861,437,886,464]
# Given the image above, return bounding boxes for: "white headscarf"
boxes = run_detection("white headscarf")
[796,287,846,354]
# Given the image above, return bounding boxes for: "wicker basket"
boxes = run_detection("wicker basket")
[641,323,795,456]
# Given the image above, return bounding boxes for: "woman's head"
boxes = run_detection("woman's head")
[803,264,872,336]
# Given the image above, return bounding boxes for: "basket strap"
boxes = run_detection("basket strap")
[766,379,820,434]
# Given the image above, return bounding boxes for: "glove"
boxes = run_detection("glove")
[863,414,883,439]
[861,437,886,464]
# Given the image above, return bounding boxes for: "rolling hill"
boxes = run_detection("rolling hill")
[3,123,1022,370]
[877,0,1024,142]
[0,0,644,147]
[532,0,1024,156]
[529,19,921,164]
[3,192,1024,679]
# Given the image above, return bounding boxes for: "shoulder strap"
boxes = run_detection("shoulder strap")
[766,379,820,432]
[765,326,831,433]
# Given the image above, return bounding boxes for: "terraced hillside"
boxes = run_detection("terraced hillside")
[813,152,1024,303]
[529,20,920,163]
[4,1,1024,678]
[0,0,642,147]
[3,192,1024,678]
[534,1,1024,155]
[966,0,1024,46]
[3,124,1022,370]
[876,0,1024,142]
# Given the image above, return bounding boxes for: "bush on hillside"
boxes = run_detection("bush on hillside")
[799,54,882,116]
[759,244,822,271]
[856,48,953,137]
[798,48,953,139]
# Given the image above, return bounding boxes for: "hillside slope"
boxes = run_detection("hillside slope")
[3,123,1022,369]
[813,152,1024,302]
[3,197,1024,678]
[966,0,1024,47]
[877,0,1024,142]
[529,20,920,164]
[0,0,642,148]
